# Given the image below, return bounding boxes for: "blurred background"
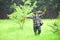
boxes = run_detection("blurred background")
[0,0,60,40]
[0,0,60,19]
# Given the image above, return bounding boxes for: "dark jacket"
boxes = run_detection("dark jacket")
[26,13,44,27]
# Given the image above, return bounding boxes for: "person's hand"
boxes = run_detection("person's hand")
[40,22,43,26]
[44,8,47,13]
[20,16,26,22]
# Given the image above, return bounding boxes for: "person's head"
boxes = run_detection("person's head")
[33,11,38,15]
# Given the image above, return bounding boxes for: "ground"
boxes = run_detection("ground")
[0,19,60,40]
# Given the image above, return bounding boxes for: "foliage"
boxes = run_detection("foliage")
[8,0,37,20]
[31,0,59,11]
[0,0,60,19]
[0,0,2,2]
[48,20,60,34]
[8,0,37,29]
[58,12,60,19]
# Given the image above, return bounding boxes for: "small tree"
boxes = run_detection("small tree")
[8,0,37,29]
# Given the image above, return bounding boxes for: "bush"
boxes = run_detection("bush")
[8,0,37,29]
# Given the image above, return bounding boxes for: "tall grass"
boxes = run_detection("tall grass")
[0,19,60,40]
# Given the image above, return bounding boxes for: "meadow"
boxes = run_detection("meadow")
[0,19,60,40]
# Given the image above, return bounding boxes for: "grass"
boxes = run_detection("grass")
[0,19,60,40]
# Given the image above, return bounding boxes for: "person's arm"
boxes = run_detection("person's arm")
[20,16,33,22]
[39,12,45,16]
[39,8,47,16]
[26,16,33,19]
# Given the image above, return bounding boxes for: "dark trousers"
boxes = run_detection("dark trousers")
[33,26,41,35]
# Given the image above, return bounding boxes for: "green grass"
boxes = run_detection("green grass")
[0,19,60,40]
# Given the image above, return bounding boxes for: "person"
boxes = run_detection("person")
[21,10,46,35]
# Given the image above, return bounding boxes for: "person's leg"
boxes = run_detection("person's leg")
[33,26,37,35]
[37,26,41,35]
